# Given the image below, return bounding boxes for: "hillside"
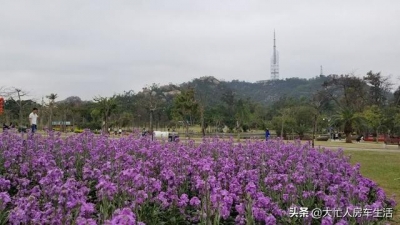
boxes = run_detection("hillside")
[223,76,330,105]
[155,75,330,107]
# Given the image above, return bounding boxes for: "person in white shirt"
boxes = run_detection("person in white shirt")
[29,108,39,133]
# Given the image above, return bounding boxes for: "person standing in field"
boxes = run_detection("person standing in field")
[29,107,39,133]
[265,129,271,141]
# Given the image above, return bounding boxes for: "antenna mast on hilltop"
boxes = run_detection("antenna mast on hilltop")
[320,65,324,76]
[270,30,279,80]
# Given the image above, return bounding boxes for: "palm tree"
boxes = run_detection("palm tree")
[332,108,365,143]
[46,93,58,130]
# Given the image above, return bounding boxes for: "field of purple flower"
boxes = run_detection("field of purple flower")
[0,130,396,224]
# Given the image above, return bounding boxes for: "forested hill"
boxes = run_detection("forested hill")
[176,75,330,106]
[4,72,397,133]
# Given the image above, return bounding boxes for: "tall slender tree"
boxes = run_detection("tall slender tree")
[309,90,330,147]
[172,88,198,138]
[136,84,164,139]
[194,88,208,137]
[93,96,117,133]
[46,93,58,130]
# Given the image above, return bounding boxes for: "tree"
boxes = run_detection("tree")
[76,101,99,130]
[291,105,314,138]
[332,108,364,143]
[363,71,392,106]
[172,88,199,138]
[56,102,73,132]
[220,89,237,132]
[115,90,136,130]
[269,96,300,138]
[322,74,368,112]
[309,90,330,147]
[194,88,209,137]
[322,74,368,142]
[204,106,224,133]
[363,105,385,142]
[8,88,31,127]
[136,84,165,138]
[235,99,251,132]
[63,96,83,129]
[392,108,400,135]
[278,108,293,139]
[46,93,58,130]
[393,86,400,106]
[270,112,294,139]
[380,106,400,135]
[93,96,117,133]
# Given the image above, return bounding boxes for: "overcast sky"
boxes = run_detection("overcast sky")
[1,0,399,101]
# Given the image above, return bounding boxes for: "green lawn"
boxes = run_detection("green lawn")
[344,150,400,224]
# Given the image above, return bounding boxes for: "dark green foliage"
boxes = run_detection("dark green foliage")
[2,73,400,136]
[363,71,392,106]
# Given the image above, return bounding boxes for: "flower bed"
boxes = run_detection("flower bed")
[0,130,396,224]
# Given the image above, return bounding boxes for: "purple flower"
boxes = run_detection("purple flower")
[9,207,29,224]
[80,202,96,217]
[335,219,349,225]
[245,182,257,196]
[157,192,169,208]
[0,131,396,224]
[108,208,136,225]
[0,178,11,191]
[189,197,201,207]
[136,190,148,204]
[96,179,118,200]
[264,215,276,224]
[252,206,266,221]
[76,217,97,225]
[235,215,246,225]
[256,196,271,208]
[152,179,162,192]
[321,216,333,225]
[178,193,189,207]
[0,192,11,210]
[220,205,231,219]
[235,203,245,215]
